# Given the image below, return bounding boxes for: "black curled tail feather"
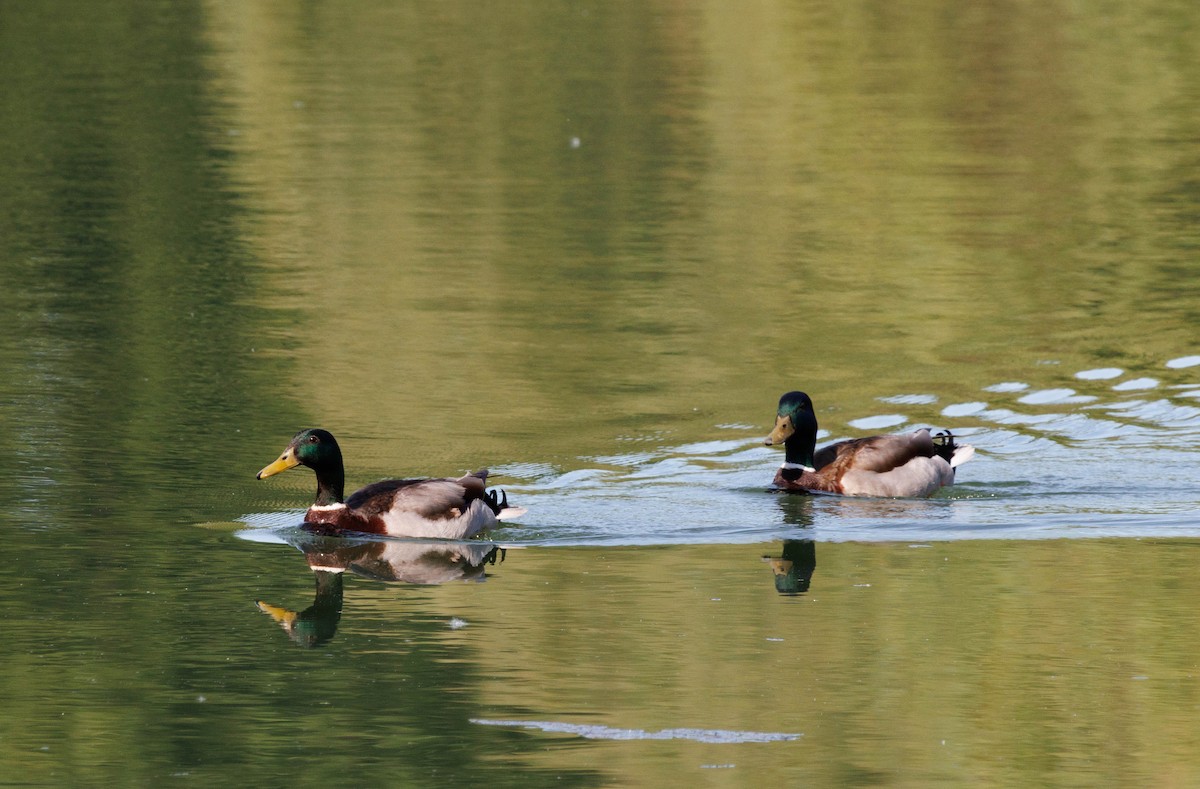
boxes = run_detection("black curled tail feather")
[932,430,957,464]
[484,487,509,515]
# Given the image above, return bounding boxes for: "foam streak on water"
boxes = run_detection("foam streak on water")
[470,719,801,743]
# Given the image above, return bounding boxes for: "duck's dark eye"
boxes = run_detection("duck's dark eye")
[308,435,319,443]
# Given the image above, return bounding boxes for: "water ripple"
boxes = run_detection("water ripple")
[942,401,987,417]
[1076,368,1124,380]
[285,358,1200,547]
[879,394,938,405]
[848,414,907,430]
[1113,377,1159,391]
[1018,388,1097,405]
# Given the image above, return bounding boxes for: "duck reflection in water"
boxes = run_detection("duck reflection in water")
[257,531,505,647]
[762,484,816,595]
[257,570,345,648]
[762,540,816,595]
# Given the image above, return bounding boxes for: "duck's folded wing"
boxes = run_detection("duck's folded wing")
[833,430,957,498]
[347,478,475,519]
[833,430,937,475]
[814,440,853,470]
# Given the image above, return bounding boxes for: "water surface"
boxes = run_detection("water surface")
[2,1,1200,786]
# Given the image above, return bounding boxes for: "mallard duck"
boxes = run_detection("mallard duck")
[256,428,526,538]
[764,391,974,497]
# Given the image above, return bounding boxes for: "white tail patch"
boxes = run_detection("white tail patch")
[950,444,976,468]
[496,507,528,521]
[307,564,349,574]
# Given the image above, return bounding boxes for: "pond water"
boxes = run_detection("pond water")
[3,1,1200,786]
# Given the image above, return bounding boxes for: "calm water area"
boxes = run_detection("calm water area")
[3,2,1200,786]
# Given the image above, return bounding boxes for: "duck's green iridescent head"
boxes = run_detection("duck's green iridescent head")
[764,391,819,468]
[257,428,346,505]
[257,428,342,477]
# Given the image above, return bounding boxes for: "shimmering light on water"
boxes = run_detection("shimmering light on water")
[1076,367,1124,380]
[942,401,987,417]
[847,413,909,430]
[1113,377,1160,391]
[879,394,939,405]
[984,382,1030,393]
[1018,388,1096,405]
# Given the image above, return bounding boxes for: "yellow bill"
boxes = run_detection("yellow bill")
[765,414,795,446]
[255,600,299,627]
[257,447,299,479]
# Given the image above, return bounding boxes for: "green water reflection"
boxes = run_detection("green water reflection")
[5,536,1200,785]
[0,1,300,527]
[198,0,1200,474]
[2,0,1200,785]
